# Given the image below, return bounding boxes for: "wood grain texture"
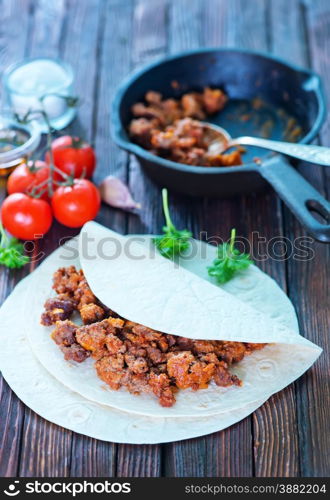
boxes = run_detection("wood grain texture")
[277,0,330,477]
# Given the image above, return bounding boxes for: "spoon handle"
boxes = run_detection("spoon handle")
[232,136,330,166]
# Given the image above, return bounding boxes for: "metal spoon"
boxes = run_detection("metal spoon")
[202,122,330,166]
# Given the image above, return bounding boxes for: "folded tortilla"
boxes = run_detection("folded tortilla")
[24,221,321,418]
[0,279,269,444]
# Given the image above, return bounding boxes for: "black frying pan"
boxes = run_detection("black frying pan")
[112,49,330,242]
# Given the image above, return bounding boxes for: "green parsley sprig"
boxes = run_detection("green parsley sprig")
[0,223,29,269]
[153,188,192,259]
[207,228,252,283]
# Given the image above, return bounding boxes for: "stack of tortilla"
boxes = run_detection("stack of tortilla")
[0,222,321,443]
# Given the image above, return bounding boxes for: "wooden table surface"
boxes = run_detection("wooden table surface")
[0,0,329,478]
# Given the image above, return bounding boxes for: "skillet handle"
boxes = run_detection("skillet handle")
[259,157,330,242]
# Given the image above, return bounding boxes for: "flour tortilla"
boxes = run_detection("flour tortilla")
[24,223,321,417]
[0,278,269,444]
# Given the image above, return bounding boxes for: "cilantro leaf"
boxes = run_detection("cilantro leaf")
[153,188,192,259]
[0,223,29,269]
[207,228,252,283]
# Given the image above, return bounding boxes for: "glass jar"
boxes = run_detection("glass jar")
[3,57,76,133]
[0,112,41,176]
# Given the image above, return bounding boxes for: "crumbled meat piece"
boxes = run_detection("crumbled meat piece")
[51,320,77,346]
[149,372,176,407]
[128,88,242,167]
[213,342,248,364]
[213,361,241,387]
[175,337,194,351]
[202,87,227,114]
[124,341,147,358]
[181,93,205,119]
[61,343,89,363]
[52,266,81,295]
[108,317,125,329]
[80,303,106,324]
[124,354,149,374]
[75,320,111,359]
[51,320,89,363]
[206,150,243,167]
[125,373,150,395]
[95,355,126,390]
[193,340,218,354]
[43,267,265,407]
[129,118,160,149]
[52,266,97,310]
[105,333,126,355]
[131,102,164,123]
[41,294,75,325]
[145,91,162,104]
[146,346,166,364]
[167,351,215,390]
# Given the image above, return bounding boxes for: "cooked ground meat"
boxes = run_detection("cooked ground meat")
[51,320,89,363]
[80,303,106,324]
[128,88,243,167]
[41,294,76,326]
[41,266,265,407]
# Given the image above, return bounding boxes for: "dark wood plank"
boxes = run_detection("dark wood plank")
[0,378,25,477]
[168,0,201,50]
[92,0,133,235]
[0,0,34,478]
[284,0,330,477]
[116,445,161,477]
[247,0,311,477]
[18,414,72,477]
[28,0,67,57]
[70,437,116,478]
[165,419,253,477]
[0,0,31,99]
[116,0,169,477]
[306,0,330,199]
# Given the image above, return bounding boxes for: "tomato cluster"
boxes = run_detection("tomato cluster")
[1,136,100,240]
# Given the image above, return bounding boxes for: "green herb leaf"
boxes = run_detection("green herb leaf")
[207,228,252,284]
[0,223,29,269]
[153,188,192,259]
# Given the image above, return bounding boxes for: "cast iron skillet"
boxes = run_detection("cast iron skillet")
[112,48,330,242]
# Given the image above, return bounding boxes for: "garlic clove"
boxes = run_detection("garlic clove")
[99,175,141,211]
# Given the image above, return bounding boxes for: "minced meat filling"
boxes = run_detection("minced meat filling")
[41,266,264,407]
[128,88,243,167]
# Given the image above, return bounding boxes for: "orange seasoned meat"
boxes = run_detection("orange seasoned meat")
[167,351,215,390]
[51,320,89,363]
[41,294,75,326]
[80,303,106,324]
[128,88,242,167]
[42,267,265,407]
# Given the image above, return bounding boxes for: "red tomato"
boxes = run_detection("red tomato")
[7,161,51,200]
[46,135,96,179]
[1,193,53,240]
[51,179,100,228]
